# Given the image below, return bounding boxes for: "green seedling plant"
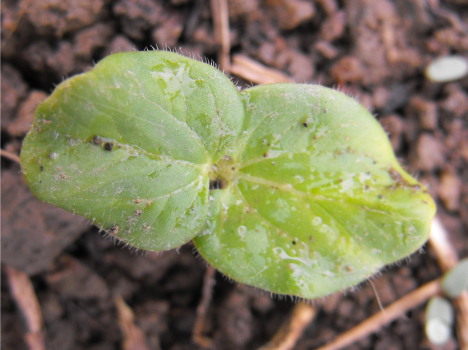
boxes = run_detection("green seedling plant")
[21,51,436,299]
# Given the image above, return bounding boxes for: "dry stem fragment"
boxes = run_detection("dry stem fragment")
[115,296,150,350]
[1,149,21,163]
[314,279,441,350]
[258,302,317,350]
[231,55,292,85]
[192,265,216,348]
[429,217,468,349]
[211,0,231,73]
[7,266,45,350]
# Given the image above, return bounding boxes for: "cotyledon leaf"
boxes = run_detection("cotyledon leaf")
[194,84,436,299]
[20,51,244,251]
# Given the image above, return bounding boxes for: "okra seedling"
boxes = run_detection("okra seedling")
[20,51,435,299]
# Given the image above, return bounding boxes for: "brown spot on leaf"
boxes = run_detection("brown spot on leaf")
[209,179,226,190]
[389,168,401,182]
[104,142,113,151]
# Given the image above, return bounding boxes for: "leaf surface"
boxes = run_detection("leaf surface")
[194,84,435,298]
[21,51,244,250]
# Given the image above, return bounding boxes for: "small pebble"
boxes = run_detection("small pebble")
[425,318,451,345]
[426,56,468,83]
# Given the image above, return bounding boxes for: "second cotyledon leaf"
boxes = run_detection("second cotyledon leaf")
[20,51,435,299]
[194,84,435,298]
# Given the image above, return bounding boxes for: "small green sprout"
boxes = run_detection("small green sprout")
[20,51,435,299]
[441,258,468,298]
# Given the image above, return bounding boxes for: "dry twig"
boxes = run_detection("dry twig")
[192,265,216,348]
[453,294,468,350]
[258,302,317,350]
[210,0,231,73]
[115,296,150,350]
[1,0,30,50]
[1,149,21,164]
[7,266,45,350]
[231,55,292,85]
[430,217,459,271]
[314,279,442,350]
[429,217,468,349]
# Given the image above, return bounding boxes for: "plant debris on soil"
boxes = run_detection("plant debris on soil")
[1,0,467,349]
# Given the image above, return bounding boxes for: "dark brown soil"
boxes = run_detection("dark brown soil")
[2,0,468,349]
